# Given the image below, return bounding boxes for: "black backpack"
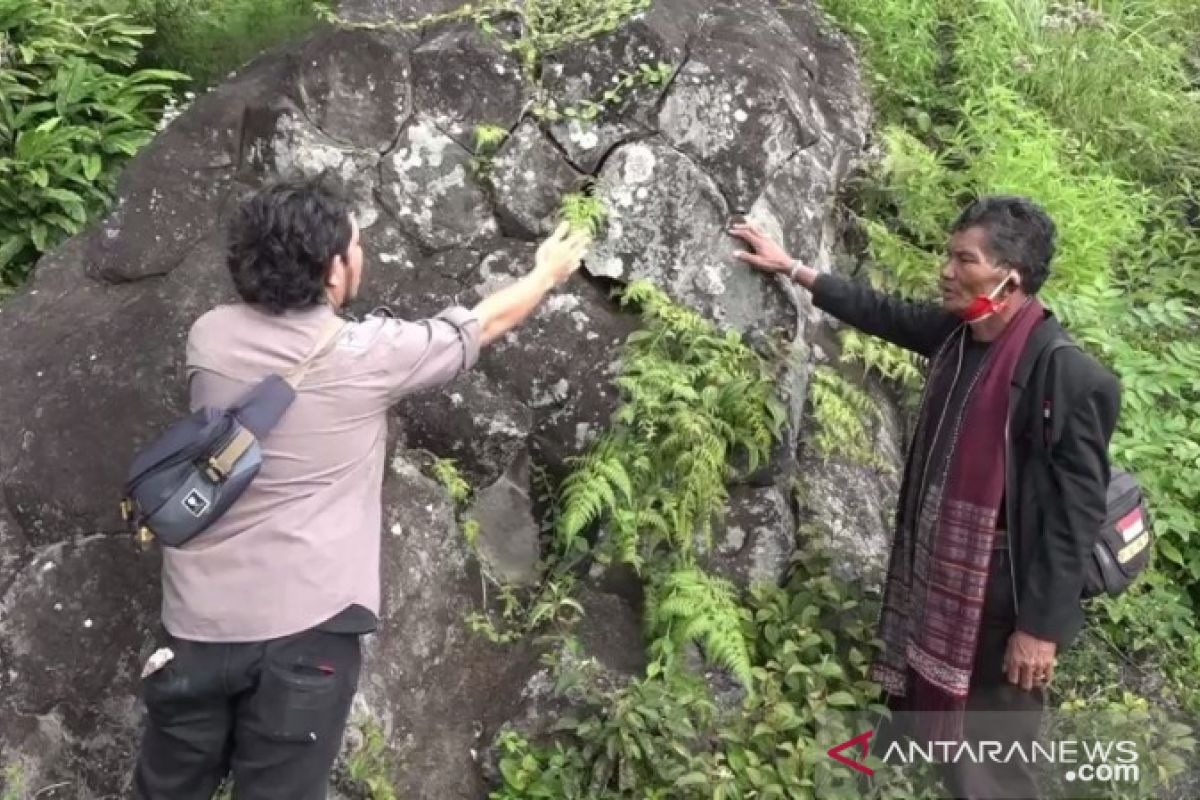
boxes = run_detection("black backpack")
[1033,341,1152,599]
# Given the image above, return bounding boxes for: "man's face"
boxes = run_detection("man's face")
[939,225,1014,314]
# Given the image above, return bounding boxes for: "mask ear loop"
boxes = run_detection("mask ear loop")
[961,271,1018,323]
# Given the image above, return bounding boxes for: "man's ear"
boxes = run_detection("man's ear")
[326,255,344,288]
[1008,269,1022,292]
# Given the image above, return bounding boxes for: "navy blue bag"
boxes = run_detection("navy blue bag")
[120,317,345,547]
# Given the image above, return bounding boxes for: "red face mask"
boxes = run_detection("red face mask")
[959,274,1016,324]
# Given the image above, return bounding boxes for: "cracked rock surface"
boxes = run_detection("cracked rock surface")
[0,1,888,796]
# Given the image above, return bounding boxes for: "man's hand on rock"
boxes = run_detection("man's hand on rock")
[729,222,792,274]
[534,222,592,288]
[1004,630,1058,691]
[729,222,817,289]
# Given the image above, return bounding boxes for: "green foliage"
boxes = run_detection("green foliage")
[556,281,787,569]
[473,123,509,155]
[489,546,944,799]
[429,457,471,508]
[558,190,607,237]
[645,567,754,692]
[344,719,399,800]
[838,329,925,394]
[118,0,322,88]
[1,764,26,800]
[0,0,185,286]
[535,61,675,122]
[816,0,944,117]
[465,577,583,644]
[807,365,891,471]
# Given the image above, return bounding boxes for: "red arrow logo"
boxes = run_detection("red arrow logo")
[827,730,875,776]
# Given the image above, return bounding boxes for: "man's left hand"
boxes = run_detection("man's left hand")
[1004,630,1057,691]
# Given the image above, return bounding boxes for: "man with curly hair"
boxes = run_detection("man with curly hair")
[732,196,1121,799]
[134,178,590,799]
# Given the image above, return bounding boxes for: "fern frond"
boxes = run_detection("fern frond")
[646,568,754,693]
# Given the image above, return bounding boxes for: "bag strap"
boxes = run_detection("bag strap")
[1033,339,1080,453]
[283,316,346,388]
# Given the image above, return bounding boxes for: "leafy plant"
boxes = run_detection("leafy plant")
[1,764,26,800]
[807,365,891,471]
[118,0,322,88]
[0,0,185,286]
[429,457,471,508]
[488,545,945,799]
[645,567,754,692]
[345,719,399,800]
[473,123,509,155]
[558,190,607,237]
[555,281,786,568]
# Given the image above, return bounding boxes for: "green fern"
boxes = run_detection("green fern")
[473,123,509,155]
[646,567,754,694]
[838,328,925,393]
[430,457,471,508]
[559,190,607,236]
[807,366,892,472]
[554,281,787,569]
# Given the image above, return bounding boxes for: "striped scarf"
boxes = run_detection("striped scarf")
[871,297,1044,742]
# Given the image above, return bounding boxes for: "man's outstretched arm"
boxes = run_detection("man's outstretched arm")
[730,222,958,357]
[372,223,591,402]
[474,223,591,346]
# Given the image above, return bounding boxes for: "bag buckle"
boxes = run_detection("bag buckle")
[205,457,225,483]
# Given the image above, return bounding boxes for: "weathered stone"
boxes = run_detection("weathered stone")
[466,449,541,585]
[796,376,905,590]
[0,536,160,798]
[255,106,384,229]
[464,243,638,481]
[774,0,872,155]
[82,48,296,283]
[706,485,797,588]
[379,116,499,248]
[491,121,582,238]
[656,1,822,210]
[399,370,532,487]
[541,0,712,172]
[291,28,416,151]
[356,454,542,800]
[589,139,796,334]
[410,23,527,144]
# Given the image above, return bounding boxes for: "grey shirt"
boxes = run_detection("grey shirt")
[162,302,481,642]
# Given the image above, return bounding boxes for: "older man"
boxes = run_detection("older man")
[732,196,1120,798]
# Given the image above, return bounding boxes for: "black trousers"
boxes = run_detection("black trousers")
[879,547,1046,800]
[134,626,362,800]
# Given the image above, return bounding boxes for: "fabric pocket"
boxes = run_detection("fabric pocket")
[255,660,340,744]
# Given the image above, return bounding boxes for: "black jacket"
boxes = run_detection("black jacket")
[812,274,1121,649]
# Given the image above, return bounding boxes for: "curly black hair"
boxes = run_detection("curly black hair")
[226,179,353,314]
[951,195,1057,295]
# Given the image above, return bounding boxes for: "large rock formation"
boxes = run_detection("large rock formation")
[0,1,891,797]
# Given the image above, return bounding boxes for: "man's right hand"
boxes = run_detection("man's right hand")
[729,223,793,274]
[729,222,817,290]
[534,222,592,287]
